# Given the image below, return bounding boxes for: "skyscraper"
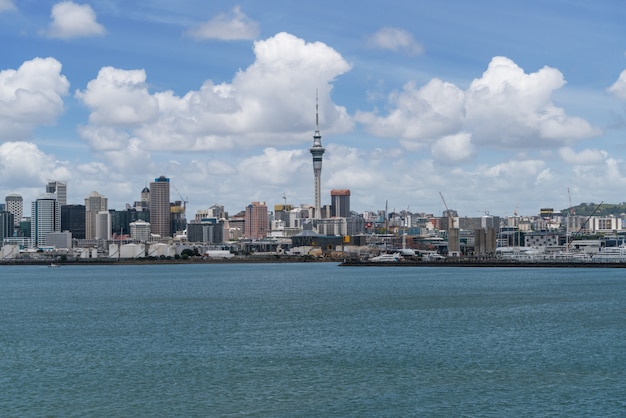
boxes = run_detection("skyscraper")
[5,194,23,226]
[0,210,14,240]
[85,191,108,240]
[244,201,268,240]
[46,180,67,206]
[61,204,86,239]
[149,175,171,238]
[309,95,325,219]
[331,189,351,218]
[31,194,61,246]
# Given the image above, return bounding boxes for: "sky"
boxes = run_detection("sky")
[1,0,625,219]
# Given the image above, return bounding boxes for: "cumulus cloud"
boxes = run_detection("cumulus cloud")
[559,147,607,165]
[367,27,423,56]
[237,148,307,185]
[0,0,16,12]
[465,57,600,146]
[431,132,475,164]
[0,142,69,186]
[46,1,105,39]
[357,56,600,154]
[75,67,158,126]
[0,57,69,140]
[355,78,464,141]
[608,70,626,100]
[77,32,352,157]
[186,6,259,41]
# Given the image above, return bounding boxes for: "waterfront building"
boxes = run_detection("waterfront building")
[46,231,72,249]
[5,194,23,226]
[31,194,61,247]
[85,191,108,240]
[331,189,350,218]
[130,219,152,242]
[309,96,325,219]
[46,180,67,206]
[244,201,268,240]
[149,175,171,238]
[61,204,86,239]
[589,215,622,234]
[187,219,224,244]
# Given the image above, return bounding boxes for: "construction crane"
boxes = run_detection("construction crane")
[567,201,603,251]
[172,185,189,220]
[439,192,453,230]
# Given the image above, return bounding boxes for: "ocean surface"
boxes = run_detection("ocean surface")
[1,263,625,417]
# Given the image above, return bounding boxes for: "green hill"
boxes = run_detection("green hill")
[562,202,626,217]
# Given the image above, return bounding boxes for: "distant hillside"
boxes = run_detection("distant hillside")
[562,202,626,217]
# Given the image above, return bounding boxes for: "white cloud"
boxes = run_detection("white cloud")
[355,78,464,140]
[75,67,158,125]
[0,142,68,186]
[186,6,259,41]
[431,132,475,164]
[465,57,600,147]
[0,0,16,12]
[559,147,607,165]
[608,70,626,100]
[0,57,69,140]
[357,56,601,155]
[46,1,105,39]
[237,148,307,185]
[77,32,353,157]
[367,27,423,56]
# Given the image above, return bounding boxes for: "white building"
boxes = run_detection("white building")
[5,194,23,226]
[130,219,151,242]
[95,210,111,240]
[85,191,108,240]
[31,194,60,247]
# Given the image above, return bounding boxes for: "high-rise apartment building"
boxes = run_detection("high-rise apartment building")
[149,175,171,238]
[85,191,108,240]
[245,201,268,240]
[46,180,67,206]
[5,194,23,226]
[331,189,351,218]
[309,96,325,219]
[31,194,61,246]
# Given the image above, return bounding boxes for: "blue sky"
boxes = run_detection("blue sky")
[1,0,625,218]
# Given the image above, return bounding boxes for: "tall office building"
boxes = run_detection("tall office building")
[0,211,15,241]
[95,210,112,240]
[61,204,86,239]
[85,191,108,240]
[309,96,325,219]
[331,189,351,218]
[46,180,67,206]
[31,194,61,246]
[5,194,23,226]
[244,201,268,240]
[149,175,171,238]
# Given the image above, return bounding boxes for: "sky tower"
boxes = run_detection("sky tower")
[310,94,325,219]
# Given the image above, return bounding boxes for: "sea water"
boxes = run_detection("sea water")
[1,263,624,417]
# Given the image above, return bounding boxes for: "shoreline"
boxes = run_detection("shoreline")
[3,256,626,268]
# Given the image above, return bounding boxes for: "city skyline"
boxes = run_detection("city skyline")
[0,2,625,218]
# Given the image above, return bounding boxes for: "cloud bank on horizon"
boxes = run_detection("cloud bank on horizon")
[0,1,625,218]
